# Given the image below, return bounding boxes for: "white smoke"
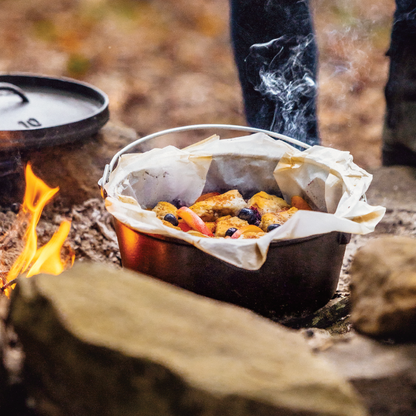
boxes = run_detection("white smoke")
[247,34,318,143]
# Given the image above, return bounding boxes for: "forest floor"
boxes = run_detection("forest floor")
[0,0,396,170]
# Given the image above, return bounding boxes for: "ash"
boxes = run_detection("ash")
[0,198,122,273]
[66,199,121,266]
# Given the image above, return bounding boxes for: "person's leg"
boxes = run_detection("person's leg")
[383,0,416,166]
[230,0,319,146]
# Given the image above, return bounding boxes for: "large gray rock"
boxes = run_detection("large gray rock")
[350,236,416,341]
[30,121,137,206]
[320,334,416,416]
[367,166,416,211]
[9,262,368,416]
[4,121,137,207]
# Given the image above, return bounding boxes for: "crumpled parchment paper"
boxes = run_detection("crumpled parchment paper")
[104,133,386,270]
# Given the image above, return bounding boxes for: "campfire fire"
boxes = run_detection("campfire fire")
[1,163,74,297]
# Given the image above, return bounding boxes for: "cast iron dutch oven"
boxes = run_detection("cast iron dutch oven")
[100,125,351,321]
[0,73,109,152]
[0,73,109,202]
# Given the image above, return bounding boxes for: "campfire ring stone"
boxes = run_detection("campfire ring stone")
[8,262,368,416]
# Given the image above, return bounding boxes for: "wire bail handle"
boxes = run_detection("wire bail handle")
[98,123,310,195]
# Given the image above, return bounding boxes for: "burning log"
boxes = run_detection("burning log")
[0,163,74,297]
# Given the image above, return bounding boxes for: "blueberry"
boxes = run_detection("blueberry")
[164,213,179,226]
[267,223,281,232]
[10,203,20,213]
[238,208,256,224]
[225,227,237,237]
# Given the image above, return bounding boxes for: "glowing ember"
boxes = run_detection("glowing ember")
[2,163,74,297]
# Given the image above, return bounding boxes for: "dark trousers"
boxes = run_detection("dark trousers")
[230,0,416,149]
[385,1,416,129]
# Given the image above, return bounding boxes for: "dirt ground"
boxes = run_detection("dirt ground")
[0,0,396,170]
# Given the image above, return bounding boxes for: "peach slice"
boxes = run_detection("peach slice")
[178,220,192,232]
[231,225,264,239]
[291,196,313,211]
[177,207,214,237]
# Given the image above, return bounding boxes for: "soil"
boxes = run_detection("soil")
[0,0,396,170]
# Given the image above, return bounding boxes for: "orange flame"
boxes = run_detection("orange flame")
[4,163,74,297]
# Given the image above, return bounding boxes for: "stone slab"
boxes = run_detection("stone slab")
[8,262,368,416]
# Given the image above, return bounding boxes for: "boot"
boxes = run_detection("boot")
[382,6,416,166]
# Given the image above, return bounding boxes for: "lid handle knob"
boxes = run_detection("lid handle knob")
[0,82,29,103]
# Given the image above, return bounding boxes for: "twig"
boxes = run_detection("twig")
[95,219,117,242]
[0,278,18,294]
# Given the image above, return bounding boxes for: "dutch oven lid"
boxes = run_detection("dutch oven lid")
[0,73,109,151]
